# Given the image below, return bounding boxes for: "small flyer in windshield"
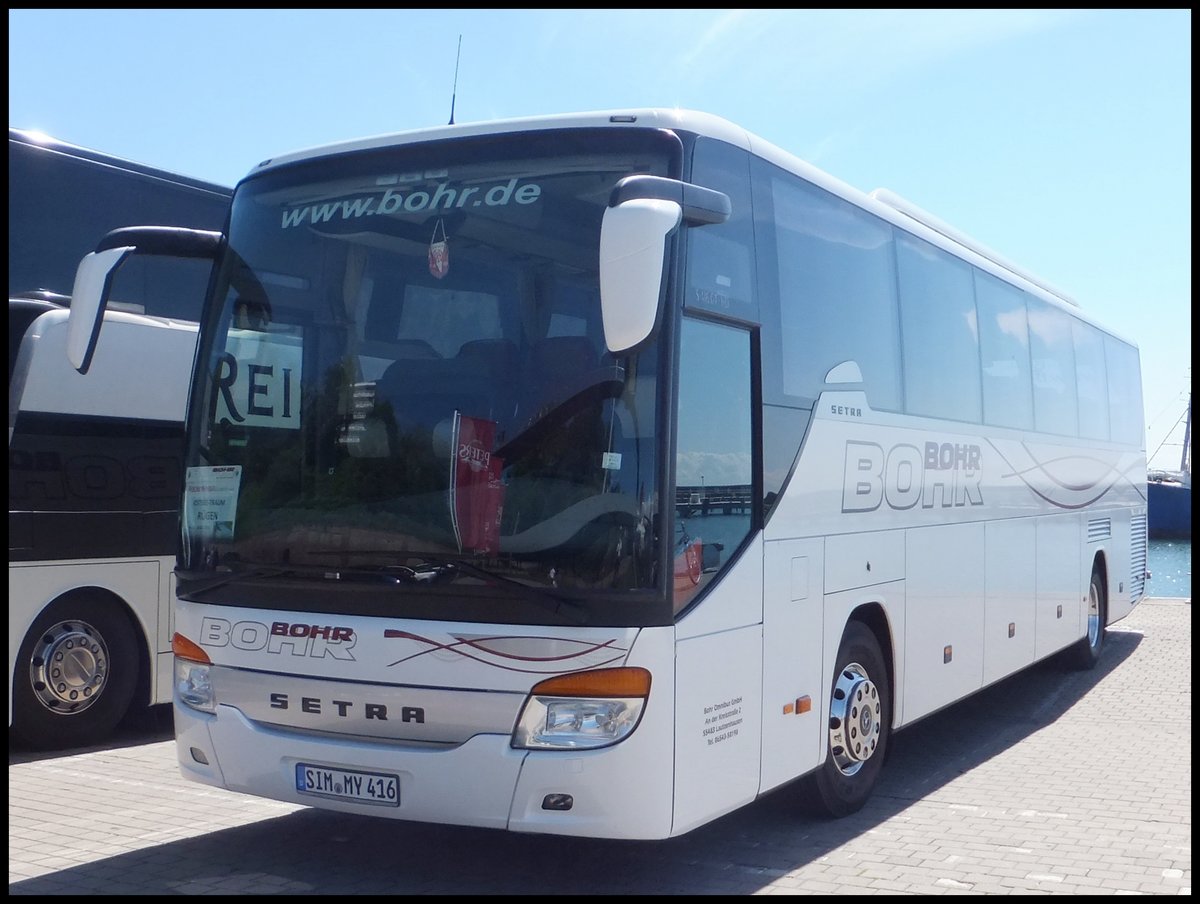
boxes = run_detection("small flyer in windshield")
[183,465,243,542]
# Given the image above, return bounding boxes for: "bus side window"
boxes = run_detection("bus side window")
[674,318,754,613]
[686,139,758,323]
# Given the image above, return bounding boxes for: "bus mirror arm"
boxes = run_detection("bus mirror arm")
[65,226,223,374]
[96,226,223,259]
[607,175,731,226]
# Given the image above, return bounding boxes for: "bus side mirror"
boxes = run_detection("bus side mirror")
[599,176,730,355]
[66,246,134,373]
[65,226,223,373]
[599,199,681,355]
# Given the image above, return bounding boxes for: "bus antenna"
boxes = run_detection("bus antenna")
[448,35,462,125]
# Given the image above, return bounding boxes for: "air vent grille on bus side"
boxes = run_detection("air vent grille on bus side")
[1129,515,1148,601]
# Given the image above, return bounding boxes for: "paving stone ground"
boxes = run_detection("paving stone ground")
[9,597,1190,895]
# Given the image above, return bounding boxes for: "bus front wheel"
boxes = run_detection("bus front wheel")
[11,593,139,751]
[798,620,892,818]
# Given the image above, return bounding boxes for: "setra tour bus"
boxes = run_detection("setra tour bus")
[9,128,231,750]
[64,109,1147,838]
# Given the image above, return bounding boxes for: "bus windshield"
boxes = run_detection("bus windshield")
[181,130,679,626]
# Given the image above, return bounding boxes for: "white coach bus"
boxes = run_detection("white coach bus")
[9,128,230,749]
[65,109,1146,836]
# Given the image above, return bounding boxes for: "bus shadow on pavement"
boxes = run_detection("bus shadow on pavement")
[7,704,174,765]
[9,629,1142,896]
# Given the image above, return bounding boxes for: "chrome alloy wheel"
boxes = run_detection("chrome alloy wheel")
[29,619,109,714]
[1085,579,1102,649]
[828,661,882,776]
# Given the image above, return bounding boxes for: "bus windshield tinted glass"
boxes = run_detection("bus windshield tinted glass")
[183,131,676,623]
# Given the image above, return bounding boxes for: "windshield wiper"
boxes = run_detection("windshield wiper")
[432,557,589,624]
[176,566,295,598]
[308,550,588,624]
[321,563,456,586]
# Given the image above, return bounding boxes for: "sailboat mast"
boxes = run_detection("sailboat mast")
[1181,391,1191,475]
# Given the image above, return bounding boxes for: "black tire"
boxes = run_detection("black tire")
[797,620,892,818]
[10,593,139,751]
[1065,568,1107,671]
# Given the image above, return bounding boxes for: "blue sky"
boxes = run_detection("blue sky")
[9,9,1192,470]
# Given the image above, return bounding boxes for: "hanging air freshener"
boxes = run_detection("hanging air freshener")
[428,218,450,279]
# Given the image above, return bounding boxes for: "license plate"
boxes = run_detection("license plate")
[295,763,400,807]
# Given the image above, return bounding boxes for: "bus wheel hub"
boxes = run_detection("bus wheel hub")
[30,620,108,713]
[829,663,881,775]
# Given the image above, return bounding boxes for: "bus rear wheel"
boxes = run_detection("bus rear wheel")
[798,620,891,818]
[1065,567,1107,671]
[11,594,138,751]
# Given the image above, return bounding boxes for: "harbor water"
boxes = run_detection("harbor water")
[1148,537,1192,599]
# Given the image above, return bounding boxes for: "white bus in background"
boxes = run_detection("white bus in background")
[67,109,1147,837]
[8,128,230,750]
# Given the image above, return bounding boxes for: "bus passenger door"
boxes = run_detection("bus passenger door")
[671,316,762,835]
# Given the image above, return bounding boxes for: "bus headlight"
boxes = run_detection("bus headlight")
[512,667,651,750]
[174,659,216,713]
[172,632,216,713]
